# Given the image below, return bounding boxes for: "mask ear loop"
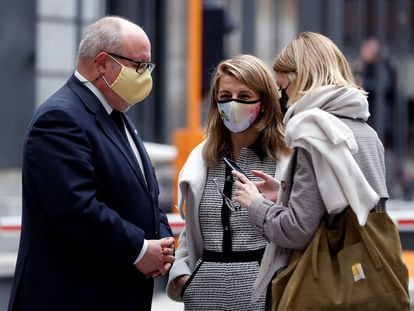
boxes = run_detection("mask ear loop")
[107,54,123,67]
[80,54,117,84]
[98,53,124,87]
[100,74,111,88]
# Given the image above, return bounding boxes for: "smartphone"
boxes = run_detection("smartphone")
[223,157,248,178]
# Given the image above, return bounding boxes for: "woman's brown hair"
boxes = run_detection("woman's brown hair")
[203,54,290,167]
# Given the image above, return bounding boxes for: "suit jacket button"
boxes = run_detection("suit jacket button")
[280,181,286,190]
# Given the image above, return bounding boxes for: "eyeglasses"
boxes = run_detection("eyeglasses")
[212,178,240,212]
[107,52,155,74]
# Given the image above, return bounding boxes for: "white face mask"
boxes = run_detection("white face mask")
[217,99,261,133]
[103,55,153,106]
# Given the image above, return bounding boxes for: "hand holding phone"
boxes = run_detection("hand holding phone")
[223,157,248,178]
[251,170,280,203]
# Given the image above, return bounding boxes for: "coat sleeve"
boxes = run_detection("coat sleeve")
[166,177,193,301]
[166,142,207,301]
[248,148,326,250]
[166,225,192,301]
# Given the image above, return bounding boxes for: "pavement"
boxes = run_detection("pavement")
[0,278,183,311]
[153,295,183,311]
[148,275,183,310]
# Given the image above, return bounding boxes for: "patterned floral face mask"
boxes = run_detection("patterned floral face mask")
[217,99,261,133]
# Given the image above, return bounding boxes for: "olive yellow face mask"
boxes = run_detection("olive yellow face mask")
[103,55,153,106]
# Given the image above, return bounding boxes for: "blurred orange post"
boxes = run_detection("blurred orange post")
[402,250,414,279]
[171,0,204,214]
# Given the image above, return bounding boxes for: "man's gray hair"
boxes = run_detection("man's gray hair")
[77,16,124,59]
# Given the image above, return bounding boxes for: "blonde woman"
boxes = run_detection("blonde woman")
[231,32,390,307]
[166,54,291,310]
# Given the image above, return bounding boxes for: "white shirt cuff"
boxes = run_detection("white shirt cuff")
[134,239,148,265]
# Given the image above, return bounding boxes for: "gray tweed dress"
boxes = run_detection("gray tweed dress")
[181,146,277,311]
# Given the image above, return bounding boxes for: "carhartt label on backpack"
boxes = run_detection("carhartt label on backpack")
[352,263,366,282]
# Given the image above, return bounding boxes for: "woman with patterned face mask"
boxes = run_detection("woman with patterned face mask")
[166,54,291,310]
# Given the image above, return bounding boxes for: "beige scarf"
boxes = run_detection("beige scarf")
[284,85,379,225]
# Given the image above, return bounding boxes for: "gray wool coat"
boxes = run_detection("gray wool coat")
[249,116,389,302]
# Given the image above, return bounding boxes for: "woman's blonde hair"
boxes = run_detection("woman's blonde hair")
[273,32,361,104]
[203,54,290,167]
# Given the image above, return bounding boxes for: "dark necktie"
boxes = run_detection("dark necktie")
[110,110,128,142]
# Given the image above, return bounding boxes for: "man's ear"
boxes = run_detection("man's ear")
[94,52,110,74]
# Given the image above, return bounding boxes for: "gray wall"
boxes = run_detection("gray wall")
[0,0,36,167]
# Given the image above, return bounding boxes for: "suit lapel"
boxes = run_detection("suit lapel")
[67,75,150,192]
[97,110,150,190]
[124,119,160,232]
[123,118,156,196]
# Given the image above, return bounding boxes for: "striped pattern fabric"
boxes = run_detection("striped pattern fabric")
[200,155,275,252]
[181,148,277,311]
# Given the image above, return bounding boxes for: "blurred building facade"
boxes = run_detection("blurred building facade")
[1,0,414,198]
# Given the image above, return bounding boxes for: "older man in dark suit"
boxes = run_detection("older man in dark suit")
[8,16,174,311]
